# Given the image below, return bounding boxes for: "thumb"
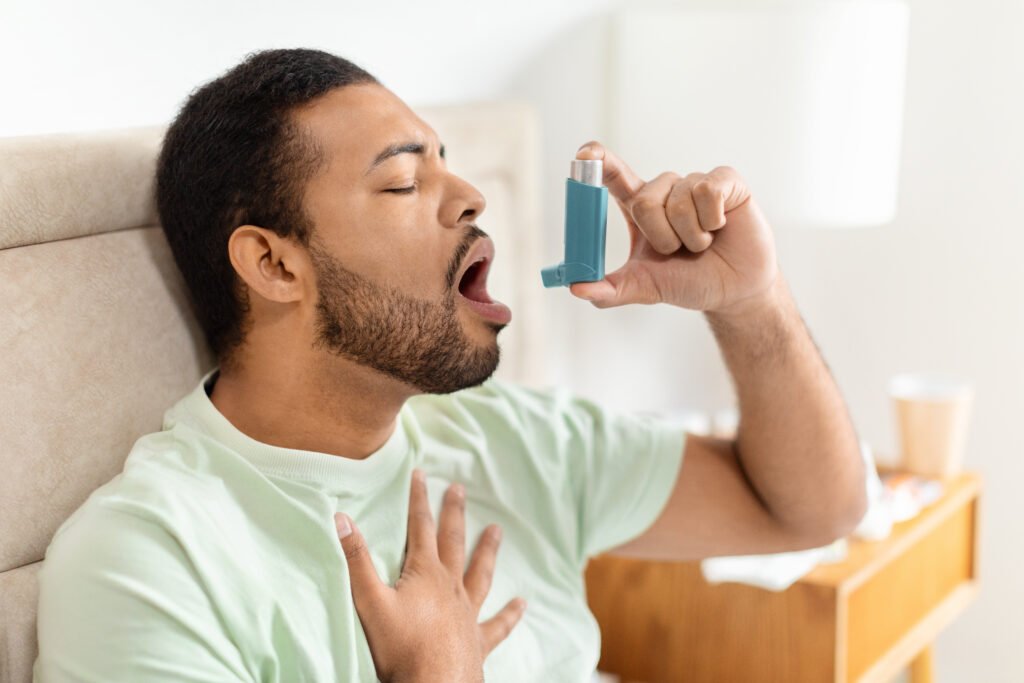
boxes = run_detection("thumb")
[575,141,644,205]
[335,513,386,605]
[568,267,640,308]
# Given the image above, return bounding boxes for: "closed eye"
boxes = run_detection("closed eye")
[385,185,416,194]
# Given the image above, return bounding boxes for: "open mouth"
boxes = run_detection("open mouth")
[457,255,494,304]
[454,238,511,325]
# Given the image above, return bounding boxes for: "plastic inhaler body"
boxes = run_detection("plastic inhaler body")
[541,159,608,287]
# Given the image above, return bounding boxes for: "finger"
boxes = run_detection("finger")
[575,140,645,204]
[405,468,438,560]
[666,174,714,253]
[480,598,527,655]
[464,524,502,610]
[437,482,467,574]
[690,173,729,233]
[705,165,753,214]
[335,513,388,605]
[629,172,684,255]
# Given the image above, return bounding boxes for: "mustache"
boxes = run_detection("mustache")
[445,224,489,289]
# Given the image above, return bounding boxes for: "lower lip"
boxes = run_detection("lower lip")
[458,293,512,325]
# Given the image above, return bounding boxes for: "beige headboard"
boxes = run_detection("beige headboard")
[0,101,544,683]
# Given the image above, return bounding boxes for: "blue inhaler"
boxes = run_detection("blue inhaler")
[540,159,608,287]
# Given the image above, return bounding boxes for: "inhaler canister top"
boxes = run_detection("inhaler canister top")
[570,159,603,187]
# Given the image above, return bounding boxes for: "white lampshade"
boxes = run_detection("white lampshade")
[609,1,910,229]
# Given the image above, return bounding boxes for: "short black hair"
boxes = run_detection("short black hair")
[156,48,378,363]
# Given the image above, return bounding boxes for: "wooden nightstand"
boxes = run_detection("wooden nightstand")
[585,472,981,683]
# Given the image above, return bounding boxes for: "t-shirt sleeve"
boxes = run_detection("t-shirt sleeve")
[34,502,255,683]
[487,380,687,566]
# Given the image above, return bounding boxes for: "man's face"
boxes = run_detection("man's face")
[293,84,510,394]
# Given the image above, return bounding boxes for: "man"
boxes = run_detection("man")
[33,48,866,682]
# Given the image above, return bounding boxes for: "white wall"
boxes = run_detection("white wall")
[510,3,1024,681]
[0,0,616,135]
[3,0,1020,680]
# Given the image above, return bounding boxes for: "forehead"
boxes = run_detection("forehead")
[292,83,439,176]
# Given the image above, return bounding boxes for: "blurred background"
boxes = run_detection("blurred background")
[3,0,1020,680]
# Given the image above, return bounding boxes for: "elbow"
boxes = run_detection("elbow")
[835,445,871,538]
[804,483,869,548]
[778,475,868,549]
[812,440,872,545]
[830,487,869,541]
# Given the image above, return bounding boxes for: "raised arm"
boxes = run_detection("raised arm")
[568,142,866,561]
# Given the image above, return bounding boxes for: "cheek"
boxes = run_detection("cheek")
[375,241,454,295]
[307,189,453,294]
[350,220,454,295]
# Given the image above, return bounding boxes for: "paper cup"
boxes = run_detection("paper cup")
[889,373,974,479]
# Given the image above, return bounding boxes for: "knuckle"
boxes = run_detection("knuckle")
[469,561,494,585]
[479,533,499,555]
[343,537,369,562]
[443,491,465,513]
[631,195,662,218]
[411,509,434,526]
[652,241,678,256]
[711,164,738,179]
[653,232,682,253]
[686,233,714,252]
[669,197,697,219]
[692,179,718,201]
[439,527,465,547]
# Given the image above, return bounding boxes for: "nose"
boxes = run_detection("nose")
[443,174,486,227]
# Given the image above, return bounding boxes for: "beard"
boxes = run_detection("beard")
[308,227,504,394]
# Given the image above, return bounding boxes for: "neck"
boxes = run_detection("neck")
[209,351,415,461]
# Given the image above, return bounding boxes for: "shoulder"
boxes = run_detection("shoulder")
[39,491,192,604]
[35,464,256,683]
[45,427,244,564]
[39,431,249,612]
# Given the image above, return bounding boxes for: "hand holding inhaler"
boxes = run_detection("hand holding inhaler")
[542,141,780,316]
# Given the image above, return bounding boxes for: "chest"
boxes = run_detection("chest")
[223,496,598,682]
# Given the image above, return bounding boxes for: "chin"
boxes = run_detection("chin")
[437,348,502,395]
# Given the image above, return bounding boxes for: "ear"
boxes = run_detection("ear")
[227,225,309,304]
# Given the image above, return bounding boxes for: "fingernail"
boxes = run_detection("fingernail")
[517,599,527,612]
[413,468,426,483]
[450,482,465,499]
[490,525,503,542]
[335,513,352,539]
[577,143,593,154]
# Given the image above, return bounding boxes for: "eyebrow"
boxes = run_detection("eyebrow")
[365,141,446,175]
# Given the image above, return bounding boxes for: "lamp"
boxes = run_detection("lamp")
[609,0,910,230]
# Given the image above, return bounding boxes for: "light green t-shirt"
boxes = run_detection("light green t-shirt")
[34,371,685,683]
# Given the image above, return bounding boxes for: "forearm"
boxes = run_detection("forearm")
[704,274,867,542]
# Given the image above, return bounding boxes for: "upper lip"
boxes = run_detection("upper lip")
[455,238,495,290]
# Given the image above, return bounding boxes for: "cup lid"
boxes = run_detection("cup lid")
[889,373,973,400]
